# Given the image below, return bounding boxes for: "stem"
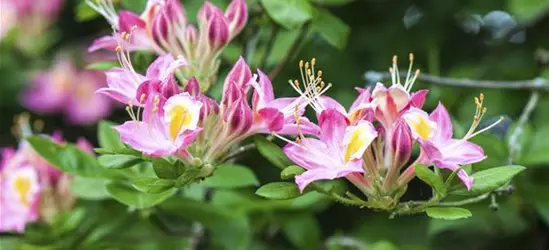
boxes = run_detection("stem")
[260,25,280,70]
[269,23,310,80]
[365,71,549,90]
[508,91,539,163]
[224,143,256,161]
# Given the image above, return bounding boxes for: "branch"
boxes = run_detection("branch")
[508,91,540,163]
[364,71,549,90]
[269,23,310,80]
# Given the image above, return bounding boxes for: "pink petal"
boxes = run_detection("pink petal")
[119,11,147,32]
[410,89,428,108]
[430,103,453,141]
[318,109,349,147]
[115,120,176,157]
[88,36,118,52]
[145,54,188,80]
[317,96,347,116]
[251,69,274,110]
[257,108,284,132]
[223,56,252,91]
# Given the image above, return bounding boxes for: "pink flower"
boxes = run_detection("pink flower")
[22,57,113,125]
[284,109,378,192]
[97,47,187,105]
[0,164,40,233]
[0,0,64,43]
[115,92,202,157]
[403,101,501,190]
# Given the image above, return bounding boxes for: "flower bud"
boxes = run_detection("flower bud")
[221,80,244,107]
[197,1,223,24]
[225,0,248,37]
[152,10,171,47]
[200,96,219,120]
[223,97,252,134]
[184,77,201,96]
[136,80,161,104]
[391,120,413,170]
[223,57,252,91]
[164,0,186,26]
[206,13,230,51]
[185,24,197,44]
[159,77,182,99]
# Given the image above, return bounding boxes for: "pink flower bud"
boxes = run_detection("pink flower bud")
[152,10,171,45]
[222,80,244,107]
[225,0,248,36]
[136,80,161,104]
[391,120,413,170]
[197,1,224,24]
[223,97,252,134]
[200,96,219,120]
[185,24,197,44]
[207,13,230,50]
[224,57,252,90]
[165,0,186,26]
[184,77,201,96]
[159,77,182,98]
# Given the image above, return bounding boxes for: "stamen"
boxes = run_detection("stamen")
[33,120,44,132]
[464,93,492,138]
[271,132,306,149]
[392,55,400,85]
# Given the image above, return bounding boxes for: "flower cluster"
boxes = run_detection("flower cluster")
[0,114,92,232]
[99,38,317,172]
[0,0,64,50]
[22,56,113,125]
[281,55,502,200]
[88,0,247,90]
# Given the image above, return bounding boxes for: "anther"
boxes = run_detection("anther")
[409,53,414,61]
[311,58,316,66]
[299,60,304,68]
[392,55,398,64]
[480,93,484,101]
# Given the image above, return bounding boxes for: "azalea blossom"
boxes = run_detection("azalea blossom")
[283,109,378,192]
[0,115,92,232]
[89,0,248,90]
[401,95,503,190]
[22,56,113,125]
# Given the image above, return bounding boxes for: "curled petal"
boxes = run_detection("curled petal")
[430,103,453,141]
[410,89,428,108]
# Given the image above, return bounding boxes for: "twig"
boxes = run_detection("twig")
[508,91,540,163]
[364,71,549,90]
[269,23,310,80]
[260,25,280,70]
[224,143,257,161]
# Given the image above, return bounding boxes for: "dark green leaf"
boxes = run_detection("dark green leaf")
[27,136,103,177]
[98,121,125,150]
[202,164,259,188]
[260,0,314,29]
[281,165,305,180]
[415,165,446,196]
[133,178,175,193]
[175,167,202,187]
[98,154,144,169]
[152,158,187,179]
[451,165,526,195]
[70,176,111,200]
[161,198,251,249]
[519,125,549,165]
[254,136,293,169]
[281,213,321,250]
[310,0,355,6]
[106,183,176,209]
[425,207,472,220]
[312,8,350,50]
[256,182,301,200]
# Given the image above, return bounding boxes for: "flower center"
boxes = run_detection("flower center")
[344,122,377,162]
[14,176,32,206]
[168,105,194,141]
[404,112,436,140]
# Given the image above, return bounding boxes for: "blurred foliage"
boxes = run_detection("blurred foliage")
[2,0,549,249]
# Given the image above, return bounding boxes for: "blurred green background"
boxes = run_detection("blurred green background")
[1,0,549,249]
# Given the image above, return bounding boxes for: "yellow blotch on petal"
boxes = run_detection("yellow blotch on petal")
[168,105,195,141]
[406,113,436,140]
[14,176,32,206]
[344,123,376,162]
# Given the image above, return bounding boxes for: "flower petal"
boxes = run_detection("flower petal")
[430,103,453,141]
[318,109,349,147]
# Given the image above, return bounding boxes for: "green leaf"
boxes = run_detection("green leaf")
[202,164,259,188]
[260,0,314,30]
[106,183,176,209]
[256,182,301,200]
[310,0,355,6]
[508,0,548,21]
[133,178,175,193]
[312,8,350,50]
[76,0,100,22]
[174,167,202,187]
[161,198,251,249]
[70,176,111,200]
[281,213,321,250]
[451,165,526,195]
[254,136,293,169]
[519,125,549,165]
[425,207,472,220]
[415,165,446,196]
[26,136,103,177]
[98,154,144,169]
[121,0,148,12]
[86,61,120,71]
[152,158,187,179]
[281,165,305,180]
[98,120,126,151]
